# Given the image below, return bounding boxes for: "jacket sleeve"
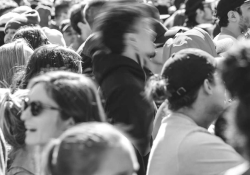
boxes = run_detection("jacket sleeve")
[105,84,156,156]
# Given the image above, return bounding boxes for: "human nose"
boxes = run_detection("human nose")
[20,106,32,121]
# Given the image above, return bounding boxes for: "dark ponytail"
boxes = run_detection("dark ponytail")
[145,75,169,104]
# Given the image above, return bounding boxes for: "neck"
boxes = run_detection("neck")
[176,106,212,129]
[122,50,142,67]
[221,26,242,39]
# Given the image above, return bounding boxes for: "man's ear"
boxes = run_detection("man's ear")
[228,11,238,22]
[124,33,137,47]
[203,79,213,95]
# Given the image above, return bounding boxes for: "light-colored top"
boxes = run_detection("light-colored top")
[214,33,237,43]
[213,33,237,57]
[147,112,244,175]
[7,147,35,175]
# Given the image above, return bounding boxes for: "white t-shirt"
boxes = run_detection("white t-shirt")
[213,33,237,57]
[147,112,244,175]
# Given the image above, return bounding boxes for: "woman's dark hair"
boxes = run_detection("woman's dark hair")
[220,39,250,158]
[28,71,106,123]
[93,4,146,54]
[12,26,50,50]
[18,45,82,89]
[146,48,216,111]
[41,122,136,175]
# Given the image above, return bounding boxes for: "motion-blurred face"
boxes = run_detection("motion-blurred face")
[4,28,17,43]
[239,2,250,33]
[201,2,215,23]
[95,144,139,175]
[21,83,69,146]
[134,17,156,63]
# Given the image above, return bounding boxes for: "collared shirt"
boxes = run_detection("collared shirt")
[147,112,244,175]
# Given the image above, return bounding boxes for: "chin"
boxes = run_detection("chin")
[25,138,37,146]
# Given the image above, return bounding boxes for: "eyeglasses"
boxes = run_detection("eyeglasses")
[22,97,62,116]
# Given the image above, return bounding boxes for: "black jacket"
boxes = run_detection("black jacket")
[93,53,155,156]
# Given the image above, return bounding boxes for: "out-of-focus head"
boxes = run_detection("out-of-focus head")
[12,26,50,50]
[69,2,91,41]
[42,27,66,47]
[54,0,71,27]
[220,39,250,99]
[4,10,41,44]
[21,71,106,146]
[216,0,250,33]
[42,122,139,175]
[0,0,18,17]
[219,39,250,158]
[185,0,215,28]
[93,4,156,60]
[84,0,107,29]
[60,19,78,47]
[163,27,218,59]
[0,39,33,87]
[11,5,32,14]
[0,90,29,152]
[20,44,82,89]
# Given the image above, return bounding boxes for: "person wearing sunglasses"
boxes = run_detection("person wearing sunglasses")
[214,0,250,57]
[20,71,106,148]
[0,89,36,175]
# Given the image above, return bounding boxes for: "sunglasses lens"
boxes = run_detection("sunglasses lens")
[30,102,43,116]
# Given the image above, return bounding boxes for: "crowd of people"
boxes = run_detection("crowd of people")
[0,0,250,175]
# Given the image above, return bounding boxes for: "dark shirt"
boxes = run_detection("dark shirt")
[93,53,155,157]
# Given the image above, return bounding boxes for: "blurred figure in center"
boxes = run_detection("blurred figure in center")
[41,122,139,175]
[92,4,156,174]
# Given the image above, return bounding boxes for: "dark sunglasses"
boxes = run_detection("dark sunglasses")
[22,98,62,116]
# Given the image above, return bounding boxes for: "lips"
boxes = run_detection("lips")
[25,124,37,132]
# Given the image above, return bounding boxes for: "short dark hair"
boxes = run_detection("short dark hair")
[69,3,86,35]
[93,5,146,54]
[84,0,107,28]
[12,26,50,50]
